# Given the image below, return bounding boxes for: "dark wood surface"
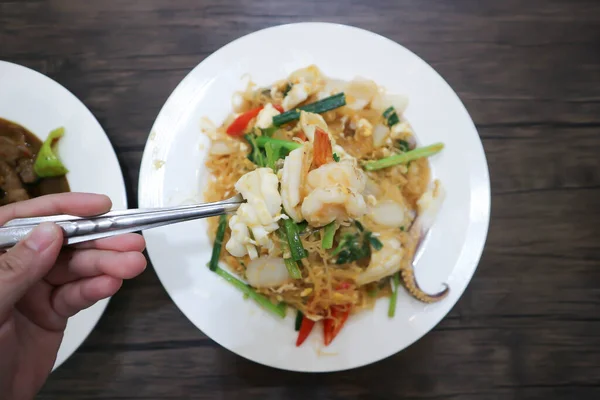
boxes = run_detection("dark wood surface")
[2,0,600,398]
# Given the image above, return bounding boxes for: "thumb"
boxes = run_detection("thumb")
[0,222,62,320]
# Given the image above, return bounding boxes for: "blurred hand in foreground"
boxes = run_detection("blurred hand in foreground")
[0,193,147,400]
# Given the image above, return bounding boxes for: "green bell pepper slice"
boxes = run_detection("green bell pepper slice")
[34,127,68,178]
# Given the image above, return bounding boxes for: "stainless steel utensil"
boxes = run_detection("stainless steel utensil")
[0,194,243,250]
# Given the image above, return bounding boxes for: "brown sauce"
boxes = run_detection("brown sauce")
[0,118,70,205]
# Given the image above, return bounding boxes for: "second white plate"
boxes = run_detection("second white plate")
[138,23,490,372]
[0,60,128,371]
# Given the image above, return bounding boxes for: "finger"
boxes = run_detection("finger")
[45,249,147,286]
[14,280,66,331]
[0,223,62,321]
[0,193,111,225]
[51,275,123,318]
[73,233,146,252]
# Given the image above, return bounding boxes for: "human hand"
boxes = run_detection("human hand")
[0,193,147,400]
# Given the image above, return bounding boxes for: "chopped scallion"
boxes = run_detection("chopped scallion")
[322,221,337,250]
[208,214,227,271]
[363,143,444,171]
[214,266,287,318]
[383,106,400,127]
[273,93,346,126]
[388,273,401,318]
[283,218,307,261]
[277,228,302,279]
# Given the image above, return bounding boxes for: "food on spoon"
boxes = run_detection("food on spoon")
[202,65,446,347]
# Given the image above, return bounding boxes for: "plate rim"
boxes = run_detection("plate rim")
[0,60,128,371]
[138,22,491,372]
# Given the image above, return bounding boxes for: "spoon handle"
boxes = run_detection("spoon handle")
[0,195,242,249]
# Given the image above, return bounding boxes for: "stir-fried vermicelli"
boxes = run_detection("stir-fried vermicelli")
[203,65,448,346]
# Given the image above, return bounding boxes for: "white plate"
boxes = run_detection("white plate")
[138,23,490,372]
[0,61,128,371]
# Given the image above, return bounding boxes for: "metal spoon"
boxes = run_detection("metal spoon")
[0,194,243,250]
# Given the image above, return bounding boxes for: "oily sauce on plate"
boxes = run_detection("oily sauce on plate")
[0,118,69,205]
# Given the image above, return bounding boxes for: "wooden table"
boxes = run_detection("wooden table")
[2,0,600,398]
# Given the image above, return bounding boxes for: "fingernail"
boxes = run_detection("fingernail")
[25,223,59,252]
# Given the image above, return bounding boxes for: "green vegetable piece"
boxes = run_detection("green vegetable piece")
[213,266,287,318]
[331,224,383,265]
[34,127,68,178]
[382,106,395,119]
[283,83,293,96]
[296,221,309,233]
[284,258,302,279]
[387,113,399,127]
[283,218,307,261]
[333,153,340,162]
[366,232,383,251]
[261,126,278,137]
[363,143,444,171]
[322,221,337,250]
[333,232,370,265]
[396,139,410,152]
[354,220,364,232]
[208,214,227,271]
[278,227,302,279]
[255,136,302,152]
[264,142,281,170]
[383,106,400,127]
[278,302,288,314]
[295,310,304,331]
[388,273,401,317]
[272,93,346,126]
[244,134,267,167]
[330,233,354,257]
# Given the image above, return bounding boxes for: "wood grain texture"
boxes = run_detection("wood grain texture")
[1,0,599,398]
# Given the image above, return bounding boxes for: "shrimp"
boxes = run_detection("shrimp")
[301,160,367,227]
[281,128,367,227]
[225,168,282,259]
[301,187,367,227]
[312,128,334,168]
[300,111,352,161]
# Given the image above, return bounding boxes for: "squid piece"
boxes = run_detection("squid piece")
[401,180,449,303]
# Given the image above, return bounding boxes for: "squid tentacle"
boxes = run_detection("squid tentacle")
[400,267,449,303]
